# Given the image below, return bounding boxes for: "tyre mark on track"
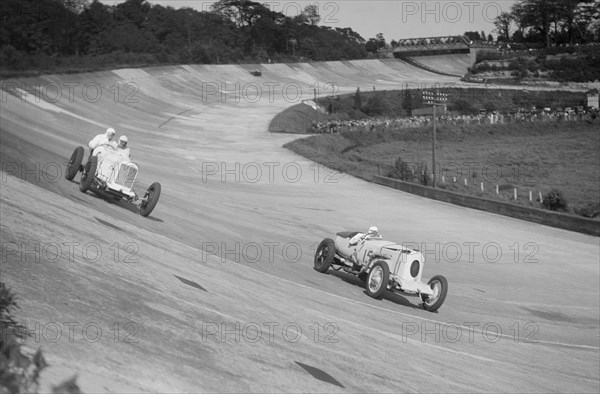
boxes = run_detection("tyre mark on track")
[158,108,194,128]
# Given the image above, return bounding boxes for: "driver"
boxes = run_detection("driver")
[116,135,132,161]
[349,226,381,246]
[349,226,382,267]
[88,127,117,155]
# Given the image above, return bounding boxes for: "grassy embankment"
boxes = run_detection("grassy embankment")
[272,90,599,218]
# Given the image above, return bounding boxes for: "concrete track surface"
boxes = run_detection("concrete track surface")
[409,54,471,76]
[1,59,598,393]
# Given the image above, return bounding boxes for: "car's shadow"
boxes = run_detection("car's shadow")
[328,269,419,309]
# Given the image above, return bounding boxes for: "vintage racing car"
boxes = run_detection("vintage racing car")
[65,144,161,217]
[314,231,448,312]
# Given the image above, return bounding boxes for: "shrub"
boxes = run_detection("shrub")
[387,157,412,181]
[542,189,568,211]
[0,282,81,394]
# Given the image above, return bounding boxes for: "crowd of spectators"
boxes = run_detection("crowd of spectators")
[394,36,468,52]
[309,108,599,134]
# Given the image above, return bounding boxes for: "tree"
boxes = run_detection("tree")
[494,11,513,42]
[375,33,386,49]
[510,1,528,42]
[574,1,600,42]
[518,0,562,47]
[556,0,596,44]
[402,89,415,115]
[365,38,378,52]
[211,0,268,28]
[353,87,362,109]
[334,27,365,45]
[296,4,320,25]
[464,31,481,42]
[114,0,151,28]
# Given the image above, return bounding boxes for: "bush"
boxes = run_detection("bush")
[542,189,568,211]
[0,282,81,394]
[363,94,391,116]
[387,157,412,181]
[449,99,475,114]
[1,282,46,394]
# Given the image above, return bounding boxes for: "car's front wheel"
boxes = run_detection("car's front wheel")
[314,238,334,273]
[139,182,161,217]
[65,146,84,181]
[365,261,389,298]
[421,275,448,312]
[79,156,97,193]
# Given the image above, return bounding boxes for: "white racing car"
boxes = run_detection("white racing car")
[65,144,161,217]
[314,231,448,312]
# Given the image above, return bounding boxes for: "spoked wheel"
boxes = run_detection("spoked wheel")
[313,238,334,273]
[65,146,84,181]
[79,156,97,193]
[421,275,448,312]
[365,261,389,298]
[139,182,161,217]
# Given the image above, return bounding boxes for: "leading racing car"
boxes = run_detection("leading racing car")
[65,144,161,218]
[314,229,448,312]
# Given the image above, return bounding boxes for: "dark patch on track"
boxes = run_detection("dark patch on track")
[522,307,575,323]
[95,216,124,232]
[295,361,344,388]
[174,274,207,292]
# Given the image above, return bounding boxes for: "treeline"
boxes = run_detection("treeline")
[0,0,368,72]
[493,0,600,47]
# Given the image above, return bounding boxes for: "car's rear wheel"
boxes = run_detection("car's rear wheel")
[314,238,334,273]
[421,275,448,312]
[366,261,389,298]
[79,156,97,193]
[139,182,161,217]
[66,146,84,181]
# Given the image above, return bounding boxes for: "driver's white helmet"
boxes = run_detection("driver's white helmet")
[119,135,128,143]
[105,127,116,138]
[368,226,378,234]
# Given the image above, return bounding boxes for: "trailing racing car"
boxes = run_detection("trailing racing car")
[314,229,448,312]
[65,144,161,217]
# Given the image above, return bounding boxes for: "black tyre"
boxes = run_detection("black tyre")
[421,275,448,312]
[139,182,161,217]
[65,146,84,181]
[313,238,335,273]
[365,261,389,298]
[79,156,97,193]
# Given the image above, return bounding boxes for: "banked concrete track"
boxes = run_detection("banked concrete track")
[408,53,471,77]
[1,59,598,393]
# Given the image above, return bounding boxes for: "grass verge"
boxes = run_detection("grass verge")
[283,120,600,219]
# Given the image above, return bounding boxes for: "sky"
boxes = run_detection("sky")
[101,0,518,42]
